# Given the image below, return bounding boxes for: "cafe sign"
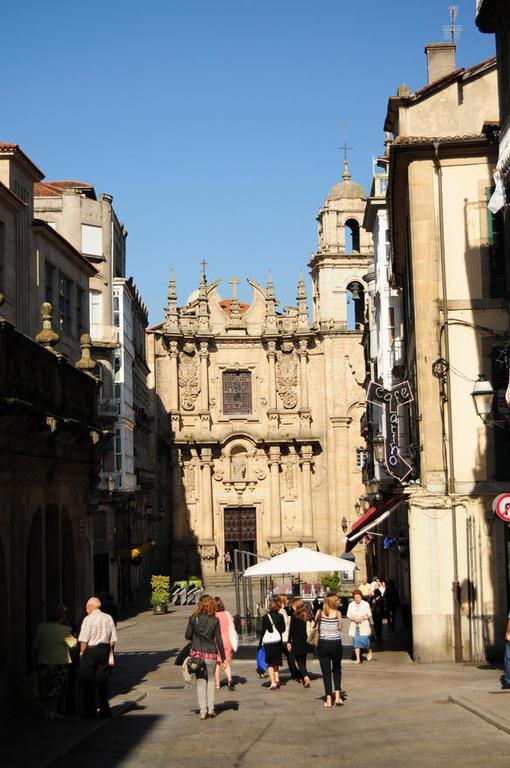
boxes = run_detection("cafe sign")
[367,381,414,482]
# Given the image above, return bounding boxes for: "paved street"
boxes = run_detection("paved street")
[8,599,510,768]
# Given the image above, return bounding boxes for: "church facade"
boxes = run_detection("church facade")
[147,162,373,582]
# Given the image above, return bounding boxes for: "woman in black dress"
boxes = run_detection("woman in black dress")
[261,599,285,689]
[287,599,311,687]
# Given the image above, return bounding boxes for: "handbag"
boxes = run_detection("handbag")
[227,612,239,653]
[307,611,321,646]
[175,642,192,666]
[187,656,207,678]
[256,645,268,673]
[262,612,281,644]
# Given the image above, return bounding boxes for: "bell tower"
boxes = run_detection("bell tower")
[309,157,372,329]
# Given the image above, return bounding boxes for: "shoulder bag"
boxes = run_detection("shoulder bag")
[227,611,239,653]
[174,642,192,666]
[307,611,321,646]
[262,612,281,644]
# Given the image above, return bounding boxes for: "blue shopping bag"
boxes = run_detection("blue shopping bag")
[256,645,267,673]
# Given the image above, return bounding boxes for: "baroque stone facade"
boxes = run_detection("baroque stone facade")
[147,163,372,580]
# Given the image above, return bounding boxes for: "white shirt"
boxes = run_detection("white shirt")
[78,609,117,646]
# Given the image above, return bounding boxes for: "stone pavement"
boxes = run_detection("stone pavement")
[5,599,510,768]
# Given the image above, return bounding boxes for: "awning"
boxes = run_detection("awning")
[343,497,401,553]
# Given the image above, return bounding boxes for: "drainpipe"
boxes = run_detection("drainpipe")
[433,142,463,663]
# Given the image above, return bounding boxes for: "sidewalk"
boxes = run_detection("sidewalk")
[4,603,510,768]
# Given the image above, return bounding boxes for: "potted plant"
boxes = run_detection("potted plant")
[321,572,340,594]
[150,574,170,614]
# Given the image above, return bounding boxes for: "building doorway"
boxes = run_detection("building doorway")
[224,507,257,560]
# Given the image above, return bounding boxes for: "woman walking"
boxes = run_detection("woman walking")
[287,599,311,687]
[347,589,373,663]
[315,593,344,707]
[278,595,297,680]
[213,596,235,691]
[261,599,285,690]
[185,594,226,720]
[33,605,77,719]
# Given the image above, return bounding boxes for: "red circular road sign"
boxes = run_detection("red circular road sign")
[493,493,510,522]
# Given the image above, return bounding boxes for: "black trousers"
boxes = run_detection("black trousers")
[81,643,111,716]
[373,614,383,640]
[318,640,342,697]
[283,646,298,678]
[294,654,310,681]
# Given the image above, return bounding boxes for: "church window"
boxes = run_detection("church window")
[223,370,252,415]
[346,281,365,330]
[345,219,360,254]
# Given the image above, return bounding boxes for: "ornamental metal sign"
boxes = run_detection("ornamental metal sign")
[367,381,414,482]
[493,493,510,523]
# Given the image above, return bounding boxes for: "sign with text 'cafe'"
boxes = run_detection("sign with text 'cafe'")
[367,381,414,482]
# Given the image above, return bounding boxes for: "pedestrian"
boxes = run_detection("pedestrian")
[278,594,298,680]
[370,576,382,595]
[371,588,385,641]
[224,551,232,572]
[502,610,510,689]
[384,579,400,632]
[287,599,311,688]
[314,593,344,708]
[261,599,285,690]
[33,605,77,719]
[78,596,117,718]
[359,578,373,604]
[185,594,226,720]
[213,596,235,691]
[347,589,373,664]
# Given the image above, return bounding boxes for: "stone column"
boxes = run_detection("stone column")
[330,416,352,555]
[171,448,184,540]
[268,446,282,538]
[169,340,179,410]
[267,340,277,410]
[199,341,209,412]
[298,339,309,409]
[300,445,313,538]
[200,447,214,541]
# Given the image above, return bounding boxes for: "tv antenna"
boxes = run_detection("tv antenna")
[443,6,461,45]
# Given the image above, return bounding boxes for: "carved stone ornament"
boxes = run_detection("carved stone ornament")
[183,463,196,496]
[178,348,200,411]
[231,453,247,480]
[213,458,226,482]
[283,463,295,495]
[276,349,298,409]
[200,544,217,561]
[269,542,286,557]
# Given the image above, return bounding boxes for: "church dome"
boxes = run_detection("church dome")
[326,159,366,202]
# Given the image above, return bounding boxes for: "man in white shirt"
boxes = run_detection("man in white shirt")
[79,596,117,717]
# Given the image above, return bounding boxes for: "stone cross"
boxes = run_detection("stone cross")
[228,275,240,301]
[200,259,207,278]
[367,380,414,482]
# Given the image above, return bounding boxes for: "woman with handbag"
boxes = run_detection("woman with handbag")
[260,599,285,690]
[287,599,311,687]
[185,594,226,720]
[213,596,237,691]
[315,593,344,708]
[346,588,373,664]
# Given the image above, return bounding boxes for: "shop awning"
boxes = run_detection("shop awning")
[343,497,401,553]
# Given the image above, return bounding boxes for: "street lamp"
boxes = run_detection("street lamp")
[341,516,348,533]
[372,432,385,463]
[471,374,495,423]
[354,501,361,517]
[107,475,116,495]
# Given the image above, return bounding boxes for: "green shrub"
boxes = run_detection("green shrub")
[150,574,170,606]
[321,572,340,593]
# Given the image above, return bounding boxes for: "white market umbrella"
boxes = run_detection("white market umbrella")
[242,547,356,577]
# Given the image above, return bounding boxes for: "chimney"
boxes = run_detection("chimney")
[424,42,456,84]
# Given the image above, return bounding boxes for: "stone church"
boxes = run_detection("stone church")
[147,160,373,582]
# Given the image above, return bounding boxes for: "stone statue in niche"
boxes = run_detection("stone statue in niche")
[283,463,294,495]
[276,348,298,409]
[231,453,247,480]
[178,346,200,411]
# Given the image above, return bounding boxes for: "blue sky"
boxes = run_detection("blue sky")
[3,1,495,323]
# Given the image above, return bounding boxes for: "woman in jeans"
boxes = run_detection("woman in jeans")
[315,593,344,707]
[185,594,226,720]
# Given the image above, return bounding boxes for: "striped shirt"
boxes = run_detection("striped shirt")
[318,612,342,641]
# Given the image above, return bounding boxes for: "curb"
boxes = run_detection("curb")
[448,692,510,736]
[38,691,147,768]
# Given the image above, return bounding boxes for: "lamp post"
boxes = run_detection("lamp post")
[341,516,348,533]
[107,475,116,496]
[471,374,495,423]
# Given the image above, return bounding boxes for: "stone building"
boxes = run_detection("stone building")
[377,45,507,663]
[147,160,372,583]
[34,181,156,608]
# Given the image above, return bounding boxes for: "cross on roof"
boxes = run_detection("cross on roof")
[339,141,353,163]
[228,275,240,301]
[200,259,207,278]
